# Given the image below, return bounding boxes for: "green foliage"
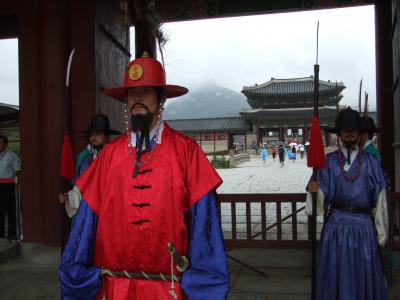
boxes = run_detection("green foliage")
[211,155,230,169]
[6,131,20,156]
[8,141,20,156]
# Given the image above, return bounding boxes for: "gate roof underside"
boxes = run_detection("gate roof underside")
[134,1,375,24]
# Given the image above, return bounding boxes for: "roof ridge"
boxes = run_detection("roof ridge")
[166,116,243,121]
[242,77,345,91]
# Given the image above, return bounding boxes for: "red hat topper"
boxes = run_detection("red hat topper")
[102,52,188,101]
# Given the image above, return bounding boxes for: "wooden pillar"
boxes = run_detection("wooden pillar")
[256,126,260,145]
[303,126,308,142]
[279,127,285,142]
[18,0,42,243]
[375,2,395,184]
[391,0,400,191]
[17,0,70,245]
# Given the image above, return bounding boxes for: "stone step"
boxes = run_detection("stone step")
[228,266,310,300]
[0,239,20,265]
[228,248,311,268]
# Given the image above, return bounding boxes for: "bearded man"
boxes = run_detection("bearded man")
[58,53,229,300]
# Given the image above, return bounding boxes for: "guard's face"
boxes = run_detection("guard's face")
[89,130,107,149]
[339,128,359,146]
[127,87,159,117]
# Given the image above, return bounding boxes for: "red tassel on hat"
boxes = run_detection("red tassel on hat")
[307,115,326,169]
[60,134,74,179]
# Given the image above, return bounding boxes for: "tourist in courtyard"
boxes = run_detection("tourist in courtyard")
[0,135,21,242]
[271,146,277,161]
[299,144,305,159]
[278,145,285,167]
[307,107,388,299]
[58,53,229,299]
[260,145,267,164]
[290,145,297,162]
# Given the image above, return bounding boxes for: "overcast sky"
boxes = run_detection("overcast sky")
[0,5,375,110]
[132,5,376,110]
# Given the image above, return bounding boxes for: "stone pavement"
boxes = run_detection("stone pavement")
[216,154,312,194]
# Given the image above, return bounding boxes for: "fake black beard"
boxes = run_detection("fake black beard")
[130,113,153,133]
[342,139,357,148]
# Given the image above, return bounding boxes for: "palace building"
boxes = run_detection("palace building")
[240,76,345,145]
[167,76,346,152]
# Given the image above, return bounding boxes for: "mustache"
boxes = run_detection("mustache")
[130,103,150,113]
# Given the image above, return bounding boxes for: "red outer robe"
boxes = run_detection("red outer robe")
[76,123,222,299]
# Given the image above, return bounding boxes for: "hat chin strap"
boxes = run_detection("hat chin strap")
[341,139,357,165]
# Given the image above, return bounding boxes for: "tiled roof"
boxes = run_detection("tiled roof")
[240,106,338,118]
[0,102,19,115]
[166,117,248,132]
[0,102,19,128]
[242,76,345,96]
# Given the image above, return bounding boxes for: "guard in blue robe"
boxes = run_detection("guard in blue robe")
[307,107,389,300]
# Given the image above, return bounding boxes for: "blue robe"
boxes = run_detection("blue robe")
[71,153,94,186]
[58,192,229,299]
[316,150,388,300]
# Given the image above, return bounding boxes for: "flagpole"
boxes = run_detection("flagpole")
[311,21,319,300]
[60,49,76,253]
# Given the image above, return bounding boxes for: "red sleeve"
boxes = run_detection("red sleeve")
[185,142,222,207]
[75,150,108,214]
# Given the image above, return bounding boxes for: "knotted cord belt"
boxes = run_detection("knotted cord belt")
[101,269,181,282]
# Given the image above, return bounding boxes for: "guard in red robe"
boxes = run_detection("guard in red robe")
[59,53,230,300]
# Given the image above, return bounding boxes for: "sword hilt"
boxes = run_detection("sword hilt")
[167,242,189,272]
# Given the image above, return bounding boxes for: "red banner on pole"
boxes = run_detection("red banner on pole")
[60,133,74,180]
[307,115,326,169]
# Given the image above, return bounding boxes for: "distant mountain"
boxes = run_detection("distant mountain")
[163,82,251,120]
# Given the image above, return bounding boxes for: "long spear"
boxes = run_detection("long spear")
[364,91,369,117]
[335,81,340,113]
[358,79,363,113]
[307,21,326,300]
[59,49,76,252]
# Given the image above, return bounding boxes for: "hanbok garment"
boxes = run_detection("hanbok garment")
[65,149,95,218]
[307,148,388,300]
[364,140,381,162]
[260,148,267,162]
[59,123,230,300]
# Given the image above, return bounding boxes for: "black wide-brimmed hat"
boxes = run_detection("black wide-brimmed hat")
[360,116,382,133]
[325,107,361,134]
[80,114,121,136]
